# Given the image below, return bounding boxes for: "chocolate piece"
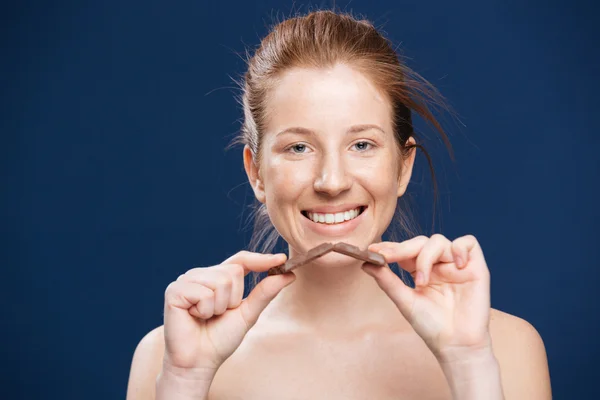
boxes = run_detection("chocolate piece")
[267,242,335,276]
[332,242,386,266]
[267,242,386,276]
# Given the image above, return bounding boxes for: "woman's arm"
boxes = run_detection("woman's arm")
[155,362,215,400]
[127,326,217,400]
[436,343,505,400]
[127,326,214,400]
[436,318,552,400]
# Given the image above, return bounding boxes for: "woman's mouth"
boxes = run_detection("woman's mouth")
[301,206,367,225]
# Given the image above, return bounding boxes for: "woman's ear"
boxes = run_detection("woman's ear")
[243,145,266,204]
[397,137,417,198]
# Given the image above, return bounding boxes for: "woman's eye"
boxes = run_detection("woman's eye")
[289,143,308,153]
[353,141,373,151]
[286,141,374,154]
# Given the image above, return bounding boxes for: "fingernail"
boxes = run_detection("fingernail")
[416,271,425,286]
[455,255,463,267]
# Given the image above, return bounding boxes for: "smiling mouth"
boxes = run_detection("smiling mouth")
[301,206,367,225]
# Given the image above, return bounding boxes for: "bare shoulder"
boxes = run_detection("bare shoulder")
[489,308,552,399]
[126,325,166,400]
[489,307,545,347]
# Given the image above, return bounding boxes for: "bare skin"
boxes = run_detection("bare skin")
[128,307,538,399]
[127,63,551,399]
[207,291,455,399]
[214,307,544,400]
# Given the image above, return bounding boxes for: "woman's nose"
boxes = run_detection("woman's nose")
[313,154,352,196]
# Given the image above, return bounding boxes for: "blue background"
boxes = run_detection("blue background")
[2,0,598,398]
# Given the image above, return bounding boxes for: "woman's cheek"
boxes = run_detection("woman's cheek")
[276,161,314,184]
[264,163,311,204]
[355,158,394,187]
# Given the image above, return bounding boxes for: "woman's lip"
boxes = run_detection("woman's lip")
[300,206,367,237]
[302,204,366,214]
[301,206,366,220]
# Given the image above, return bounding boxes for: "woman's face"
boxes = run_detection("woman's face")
[244,63,415,255]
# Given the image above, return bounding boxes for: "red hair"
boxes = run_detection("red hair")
[227,9,455,289]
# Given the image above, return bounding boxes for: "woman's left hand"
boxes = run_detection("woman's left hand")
[363,234,492,361]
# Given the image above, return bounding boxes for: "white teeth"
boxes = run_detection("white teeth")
[306,207,363,225]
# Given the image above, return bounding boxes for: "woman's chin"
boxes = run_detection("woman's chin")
[305,248,367,268]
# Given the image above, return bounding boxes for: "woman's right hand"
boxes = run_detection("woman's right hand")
[161,251,295,377]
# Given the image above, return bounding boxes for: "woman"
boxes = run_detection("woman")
[127,10,552,399]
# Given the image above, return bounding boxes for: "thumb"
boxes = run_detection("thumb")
[224,251,288,275]
[239,272,296,329]
[362,263,415,320]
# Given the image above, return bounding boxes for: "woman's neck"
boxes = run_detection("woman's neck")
[262,250,411,336]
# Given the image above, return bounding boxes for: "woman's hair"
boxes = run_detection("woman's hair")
[227,9,455,292]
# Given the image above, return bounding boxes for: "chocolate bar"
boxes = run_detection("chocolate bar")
[267,242,385,276]
[332,242,385,266]
[267,242,335,276]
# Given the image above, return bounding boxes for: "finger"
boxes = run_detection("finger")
[451,235,478,268]
[431,260,475,284]
[239,272,296,330]
[223,251,287,275]
[182,264,244,311]
[415,234,453,287]
[452,235,488,275]
[369,236,428,253]
[186,271,232,315]
[226,263,246,308]
[164,280,215,319]
[361,263,415,320]
[189,284,216,319]
[367,236,429,274]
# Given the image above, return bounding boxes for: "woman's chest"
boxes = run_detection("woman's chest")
[207,331,453,399]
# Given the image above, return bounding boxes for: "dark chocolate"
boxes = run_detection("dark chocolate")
[267,242,335,276]
[267,242,385,276]
[332,242,385,266]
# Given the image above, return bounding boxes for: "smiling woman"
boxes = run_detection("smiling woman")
[237,59,421,282]
[228,11,454,291]
[127,8,551,400]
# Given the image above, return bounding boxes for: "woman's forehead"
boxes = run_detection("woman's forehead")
[265,65,393,134]
[269,64,388,107]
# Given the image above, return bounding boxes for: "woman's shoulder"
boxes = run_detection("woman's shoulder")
[489,308,551,398]
[490,307,542,338]
[126,325,165,399]
[489,307,545,353]
[132,325,165,363]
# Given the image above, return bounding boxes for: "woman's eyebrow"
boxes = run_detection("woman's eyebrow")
[276,126,315,137]
[347,124,386,135]
[276,124,385,137]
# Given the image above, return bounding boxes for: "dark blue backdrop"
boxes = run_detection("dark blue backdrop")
[2,1,598,399]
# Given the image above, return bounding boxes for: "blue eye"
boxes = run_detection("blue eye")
[290,143,308,153]
[353,141,373,151]
[286,141,374,154]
